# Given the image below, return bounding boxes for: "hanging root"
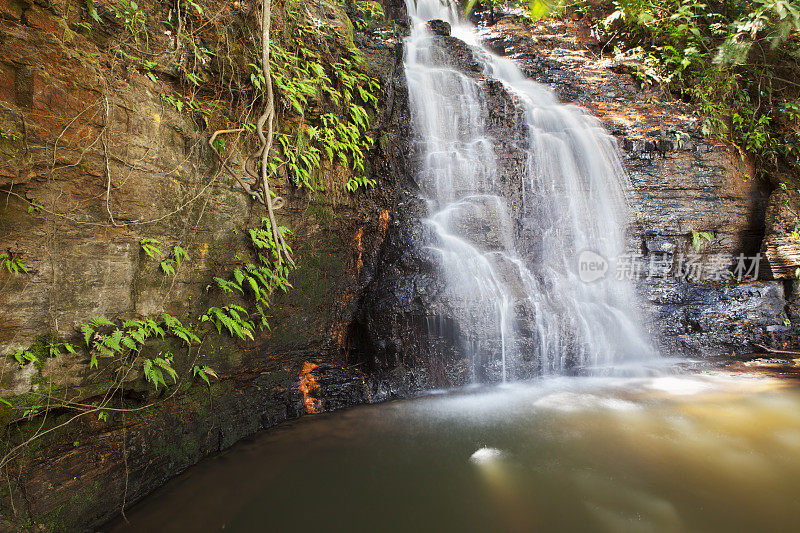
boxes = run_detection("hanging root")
[209,128,263,203]
[208,131,286,211]
[206,0,291,267]
[255,0,293,267]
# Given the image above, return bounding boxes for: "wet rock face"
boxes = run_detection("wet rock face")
[351,29,536,386]
[641,280,789,355]
[762,188,800,279]
[356,10,797,371]
[473,14,796,355]
[427,19,451,36]
[478,17,770,260]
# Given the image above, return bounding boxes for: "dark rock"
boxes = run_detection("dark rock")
[645,236,676,255]
[427,19,451,36]
[641,280,790,355]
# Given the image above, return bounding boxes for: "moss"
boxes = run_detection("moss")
[38,479,102,532]
[152,438,197,465]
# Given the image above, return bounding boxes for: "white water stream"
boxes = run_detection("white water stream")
[404,0,655,379]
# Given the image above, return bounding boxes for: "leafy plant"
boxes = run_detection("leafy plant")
[352,1,385,30]
[26,198,42,214]
[213,217,294,330]
[160,93,219,128]
[12,349,37,367]
[140,238,162,259]
[201,305,255,340]
[108,0,148,43]
[0,127,20,142]
[262,23,380,191]
[12,340,77,368]
[80,314,198,369]
[192,364,218,386]
[0,252,27,275]
[142,354,178,390]
[86,0,101,23]
[691,230,716,251]
[160,245,188,276]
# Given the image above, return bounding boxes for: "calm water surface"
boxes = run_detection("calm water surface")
[108,365,800,532]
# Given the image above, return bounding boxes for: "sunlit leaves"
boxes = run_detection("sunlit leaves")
[192,364,218,386]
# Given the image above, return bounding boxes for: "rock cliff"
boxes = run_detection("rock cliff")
[0,2,798,530]
[0,0,409,529]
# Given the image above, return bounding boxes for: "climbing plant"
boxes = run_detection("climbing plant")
[0,0,384,497]
[0,252,27,276]
[567,0,800,177]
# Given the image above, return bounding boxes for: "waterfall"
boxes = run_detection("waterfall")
[404,0,655,380]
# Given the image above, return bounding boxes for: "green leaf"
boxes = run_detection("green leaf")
[121,335,138,350]
[86,0,101,22]
[82,325,95,346]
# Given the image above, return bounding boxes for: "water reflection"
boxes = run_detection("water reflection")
[109,368,800,533]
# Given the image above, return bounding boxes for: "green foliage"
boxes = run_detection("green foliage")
[201,305,255,340]
[26,198,42,214]
[464,0,565,20]
[582,0,800,176]
[140,238,162,259]
[80,314,198,371]
[261,11,381,192]
[120,50,159,82]
[0,252,27,275]
[161,92,185,112]
[108,0,148,43]
[161,92,219,128]
[213,217,294,331]
[142,354,178,390]
[352,1,385,30]
[0,127,20,142]
[691,230,716,251]
[192,364,218,386]
[160,245,188,276]
[12,349,37,367]
[13,338,76,368]
[86,0,101,23]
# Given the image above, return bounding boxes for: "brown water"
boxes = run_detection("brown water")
[107,367,800,532]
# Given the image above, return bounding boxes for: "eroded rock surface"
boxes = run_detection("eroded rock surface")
[475,13,797,355]
[0,0,410,529]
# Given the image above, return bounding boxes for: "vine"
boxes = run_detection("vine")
[0,0,385,513]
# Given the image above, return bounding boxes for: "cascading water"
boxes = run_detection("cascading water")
[404,0,655,380]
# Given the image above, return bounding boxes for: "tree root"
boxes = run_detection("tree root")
[207,1,292,267]
[256,0,293,267]
[754,343,800,356]
[208,129,286,211]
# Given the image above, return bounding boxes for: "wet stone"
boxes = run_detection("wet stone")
[427,19,451,36]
